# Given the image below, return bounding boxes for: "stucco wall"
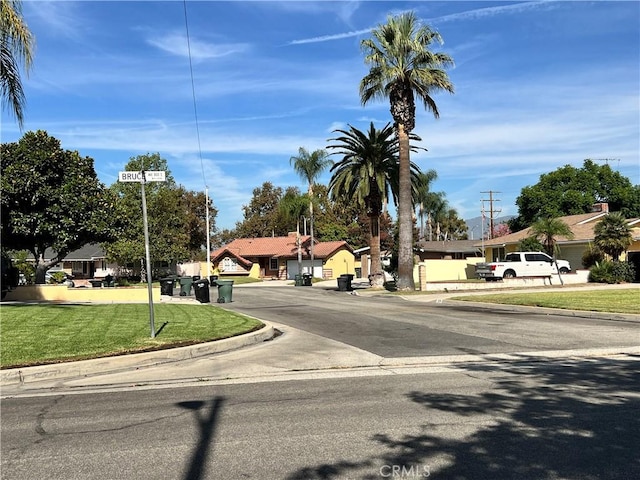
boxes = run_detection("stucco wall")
[322,250,356,279]
[5,285,162,303]
[417,258,486,283]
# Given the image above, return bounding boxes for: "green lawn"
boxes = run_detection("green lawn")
[453,289,640,315]
[0,304,263,368]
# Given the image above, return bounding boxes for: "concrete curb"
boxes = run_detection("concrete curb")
[0,322,275,386]
[433,299,640,323]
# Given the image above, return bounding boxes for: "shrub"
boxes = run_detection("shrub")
[48,271,68,284]
[582,244,605,268]
[589,260,635,284]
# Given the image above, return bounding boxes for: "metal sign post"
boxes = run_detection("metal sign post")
[119,170,166,338]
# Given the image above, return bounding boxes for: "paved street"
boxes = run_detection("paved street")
[221,284,640,357]
[2,282,639,479]
[2,354,638,480]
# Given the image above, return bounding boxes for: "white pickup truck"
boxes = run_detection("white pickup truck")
[475,251,571,280]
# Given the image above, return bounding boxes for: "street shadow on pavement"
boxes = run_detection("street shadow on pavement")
[177,397,225,480]
[286,355,640,480]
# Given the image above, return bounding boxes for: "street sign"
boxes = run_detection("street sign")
[118,171,166,183]
[116,169,166,338]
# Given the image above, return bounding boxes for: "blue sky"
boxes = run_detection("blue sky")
[2,1,639,231]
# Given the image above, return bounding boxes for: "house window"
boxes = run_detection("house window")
[222,257,237,271]
[269,258,278,270]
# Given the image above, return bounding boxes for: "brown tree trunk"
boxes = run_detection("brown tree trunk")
[396,123,415,290]
[309,186,314,277]
[369,212,385,288]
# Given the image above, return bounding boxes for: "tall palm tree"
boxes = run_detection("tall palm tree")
[530,217,574,285]
[423,191,448,241]
[328,122,421,288]
[415,169,437,240]
[278,191,309,278]
[594,212,632,261]
[360,12,454,291]
[289,147,332,277]
[1,0,34,128]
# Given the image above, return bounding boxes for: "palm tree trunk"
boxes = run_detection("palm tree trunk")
[369,212,384,288]
[296,218,302,277]
[396,124,415,290]
[309,195,314,277]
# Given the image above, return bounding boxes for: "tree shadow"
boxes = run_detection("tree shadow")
[286,355,640,479]
[177,397,226,480]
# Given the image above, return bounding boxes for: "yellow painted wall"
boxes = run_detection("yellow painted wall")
[417,258,486,283]
[322,250,356,279]
[5,285,162,303]
[248,263,262,278]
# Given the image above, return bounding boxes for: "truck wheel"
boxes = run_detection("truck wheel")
[559,267,569,274]
[503,270,516,279]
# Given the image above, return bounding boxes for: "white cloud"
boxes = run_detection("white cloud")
[146,33,250,60]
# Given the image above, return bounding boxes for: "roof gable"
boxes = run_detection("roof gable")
[477,211,635,247]
[211,236,352,261]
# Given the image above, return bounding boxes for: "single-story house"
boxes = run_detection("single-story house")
[210,233,355,280]
[415,240,484,261]
[19,244,117,279]
[476,203,640,276]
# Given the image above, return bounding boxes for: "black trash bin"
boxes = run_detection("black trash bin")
[160,277,175,296]
[193,279,210,303]
[209,275,219,286]
[216,280,234,303]
[338,274,354,291]
[302,273,312,286]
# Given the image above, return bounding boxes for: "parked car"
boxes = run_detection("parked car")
[475,252,571,281]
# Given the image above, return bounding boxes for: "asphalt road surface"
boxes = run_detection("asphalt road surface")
[2,354,638,480]
[220,285,640,357]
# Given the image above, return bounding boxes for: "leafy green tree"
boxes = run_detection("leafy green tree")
[510,159,640,231]
[234,182,291,238]
[328,122,421,287]
[105,153,214,277]
[422,190,449,241]
[438,208,468,240]
[360,12,454,290]
[1,131,117,282]
[594,213,633,261]
[1,0,34,128]
[181,189,217,260]
[518,236,544,252]
[313,184,363,245]
[290,147,332,274]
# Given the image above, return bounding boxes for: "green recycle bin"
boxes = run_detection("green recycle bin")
[216,279,234,303]
[179,276,193,296]
[294,274,303,287]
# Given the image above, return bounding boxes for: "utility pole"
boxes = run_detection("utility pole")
[481,191,502,239]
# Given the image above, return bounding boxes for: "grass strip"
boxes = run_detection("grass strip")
[453,289,639,315]
[0,303,263,368]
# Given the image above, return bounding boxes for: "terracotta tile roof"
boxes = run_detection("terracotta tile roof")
[211,235,352,262]
[475,211,638,247]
